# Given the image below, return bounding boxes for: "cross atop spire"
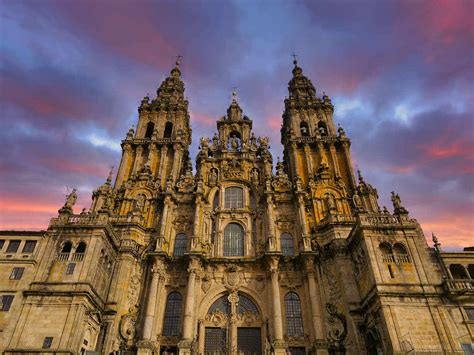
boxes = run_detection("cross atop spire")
[291,52,298,66]
[175,54,183,67]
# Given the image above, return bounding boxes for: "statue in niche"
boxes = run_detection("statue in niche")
[134,194,145,212]
[208,169,218,186]
[230,135,239,151]
[251,169,259,185]
[326,193,336,211]
[212,133,219,146]
[353,192,364,211]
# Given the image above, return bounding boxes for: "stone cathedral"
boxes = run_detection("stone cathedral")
[0,60,473,355]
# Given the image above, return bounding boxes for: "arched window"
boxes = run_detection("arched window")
[173,234,187,257]
[225,187,243,209]
[164,122,173,139]
[393,243,407,255]
[300,122,309,136]
[145,122,154,138]
[76,242,86,254]
[162,292,182,337]
[281,233,294,256]
[317,121,327,136]
[237,294,259,315]
[450,264,468,279]
[224,223,244,257]
[379,243,392,255]
[208,295,230,315]
[285,292,304,337]
[61,242,72,253]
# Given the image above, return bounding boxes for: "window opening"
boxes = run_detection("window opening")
[173,234,187,257]
[6,240,20,253]
[10,267,24,280]
[66,263,76,275]
[22,240,37,253]
[42,337,53,349]
[145,122,155,138]
[164,122,173,139]
[281,233,294,256]
[225,187,243,209]
[224,223,244,257]
[285,292,304,337]
[162,292,182,337]
[0,295,14,311]
[388,265,394,278]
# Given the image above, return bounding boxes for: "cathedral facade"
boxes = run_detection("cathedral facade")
[0,61,473,355]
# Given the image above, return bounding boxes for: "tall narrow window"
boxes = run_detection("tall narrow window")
[42,337,53,349]
[164,122,173,138]
[0,240,4,250]
[145,122,155,138]
[76,242,87,253]
[285,292,304,337]
[225,187,243,209]
[224,223,244,257]
[173,234,187,257]
[162,292,182,337]
[281,233,294,256]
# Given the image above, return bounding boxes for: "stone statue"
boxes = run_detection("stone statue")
[391,191,408,213]
[353,192,363,210]
[65,189,77,209]
[250,132,257,149]
[251,169,259,185]
[212,133,219,146]
[230,135,239,151]
[208,169,218,186]
[326,193,336,211]
[134,194,145,211]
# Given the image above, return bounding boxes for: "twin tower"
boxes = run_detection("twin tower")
[1,60,471,355]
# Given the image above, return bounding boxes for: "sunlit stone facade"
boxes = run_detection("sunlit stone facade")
[0,61,473,355]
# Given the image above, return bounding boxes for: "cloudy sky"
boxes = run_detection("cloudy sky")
[0,0,472,249]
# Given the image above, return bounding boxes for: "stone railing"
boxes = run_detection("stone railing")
[67,214,100,224]
[71,253,85,262]
[364,214,400,225]
[382,254,410,264]
[444,279,474,293]
[318,214,356,228]
[57,252,70,261]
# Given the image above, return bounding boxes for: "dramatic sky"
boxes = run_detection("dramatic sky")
[0,0,473,249]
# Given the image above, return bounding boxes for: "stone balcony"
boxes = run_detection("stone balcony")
[444,279,474,294]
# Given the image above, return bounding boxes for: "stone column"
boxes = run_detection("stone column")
[156,196,171,252]
[329,143,341,177]
[182,258,200,341]
[132,145,144,175]
[115,143,132,189]
[171,144,184,182]
[158,146,169,187]
[268,257,286,354]
[148,143,158,175]
[341,142,357,188]
[142,259,163,340]
[305,258,325,341]
[303,143,314,175]
[266,195,277,251]
[297,194,311,251]
[191,196,202,252]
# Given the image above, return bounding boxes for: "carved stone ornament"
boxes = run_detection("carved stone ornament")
[222,159,243,179]
[224,265,243,290]
[176,169,196,193]
[119,312,138,341]
[173,215,191,232]
[272,160,292,192]
[326,303,347,350]
[201,276,211,293]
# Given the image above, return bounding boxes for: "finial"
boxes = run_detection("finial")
[432,233,442,252]
[107,166,114,182]
[175,54,182,67]
[291,52,298,66]
[357,169,365,183]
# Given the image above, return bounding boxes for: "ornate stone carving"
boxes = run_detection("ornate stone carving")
[222,159,243,179]
[326,303,347,350]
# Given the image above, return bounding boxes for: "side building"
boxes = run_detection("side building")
[0,60,473,355]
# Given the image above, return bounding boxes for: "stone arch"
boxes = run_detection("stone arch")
[164,121,173,138]
[317,120,328,136]
[76,241,87,253]
[300,121,309,136]
[61,241,73,253]
[393,242,408,255]
[379,242,392,255]
[144,121,154,138]
[198,287,265,320]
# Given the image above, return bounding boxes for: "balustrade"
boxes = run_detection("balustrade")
[382,254,410,264]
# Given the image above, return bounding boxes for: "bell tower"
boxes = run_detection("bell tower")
[281,59,365,228]
[114,59,192,192]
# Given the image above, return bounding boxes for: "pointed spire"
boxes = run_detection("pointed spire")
[432,233,442,252]
[107,166,114,183]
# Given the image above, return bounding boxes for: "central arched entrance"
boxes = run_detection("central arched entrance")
[200,292,263,355]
